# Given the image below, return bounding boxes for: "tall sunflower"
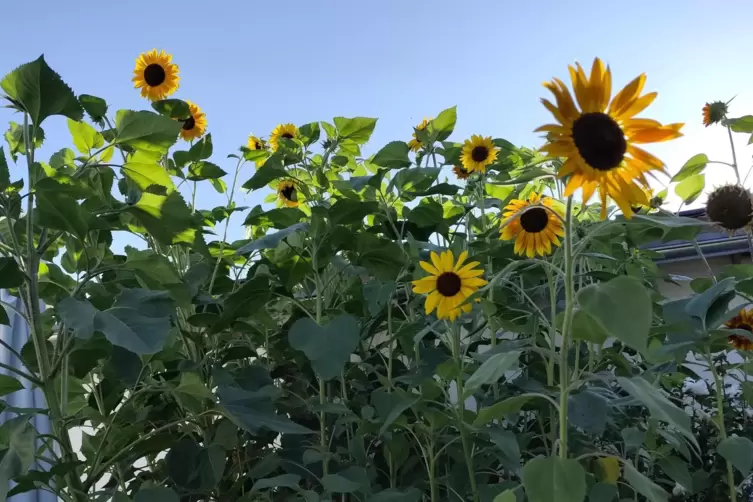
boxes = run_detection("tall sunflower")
[270,123,298,151]
[537,57,683,219]
[179,101,207,141]
[460,135,499,174]
[408,117,431,152]
[725,309,753,351]
[277,180,300,207]
[500,192,564,257]
[412,250,487,321]
[702,101,728,127]
[132,49,180,101]
[453,165,471,180]
[247,135,266,151]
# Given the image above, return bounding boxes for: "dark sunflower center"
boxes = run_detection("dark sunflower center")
[182,117,195,130]
[281,186,296,201]
[738,323,752,332]
[282,133,294,139]
[471,146,489,162]
[519,207,549,233]
[143,64,166,87]
[436,272,461,297]
[255,142,263,150]
[571,112,627,171]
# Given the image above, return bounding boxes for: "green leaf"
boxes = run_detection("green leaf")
[474,395,535,426]
[489,167,554,185]
[617,376,696,447]
[0,55,83,126]
[675,173,705,204]
[426,106,457,142]
[334,116,378,144]
[244,207,305,228]
[671,153,708,182]
[67,118,104,154]
[241,157,287,190]
[35,181,89,239]
[329,199,379,225]
[175,372,214,401]
[187,161,226,181]
[50,147,75,170]
[493,490,517,502]
[371,489,422,502]
[684,276,736,329]
[321,473,362,493]
[122,151,175,193]
[0,147,9,191]
[464,351,520,397]
[129,192,203,248]
[0,375,23,396]
[657,455,692,492]
[522,456,586,502]
[189,133,213,160]
[363,279,396,316]
[218,386,312,435]
[589,483,617,502]
[488,429,521,470]
[623,460,668,502]
[114,110,181,154]
[0,417,36,501]
[236,223,309,254]
[0,258,23,288]
[151,99,191,120]
[5,121,44,160]
[288,315,360,380]
[298,122,321,146]
[251,473,301,492]
[406,199,443,227]
[406,182,459,197]
[568,391,607,435]
[718,436,753,476]
[729,115,753,133]
[570,310,608,344]
[371,387,419,435]
[372,141,411,169]
[134,487,179,502]
[577,276,651,353]
[78,94,107,124]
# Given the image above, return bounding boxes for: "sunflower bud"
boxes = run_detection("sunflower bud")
[702,101,728,127]
[705,184,753,231]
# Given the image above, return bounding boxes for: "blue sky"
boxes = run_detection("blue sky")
[2,0,753,246]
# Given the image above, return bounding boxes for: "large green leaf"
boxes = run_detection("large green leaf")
[217,386,312,435]
[0,375,23,397]
[67,118,104,154]
[241,158,287,190]
[522,456,586,502]
[134,487,179,502]
[187,161,227,181]
[718,436,753,476]
[657,455,692,492]
[35,180,89,239]
[684,277,736,329]
[244,207,306,229]
[122,151,175,193]
[236,223,309,254]
[577,276,651,353]
[0,258,23,288]
[728,115,753,133]
[0,55,83,126]
[474,395,536,426]
[0,147,9,191]
[128,192,202,248]
[78,94,107,124]
[426,106,457,142]
[189,133,213,160]
[674,173,705,204]
[370,489,422,502]
[487,429,521,470]
[289,315,360,380]
[371,387,419,435]
[623,461,668,502]
[114,110,181,154]
[151,99,190,120]
[251,473,302,492]
[321,473,362,493]
[568,391,607,435]
[372,141,411,169]
[0,417,36,502]
[464,351,520,398]
[671,153,708,182]
[334,116,378,144]
[570,310,608,344]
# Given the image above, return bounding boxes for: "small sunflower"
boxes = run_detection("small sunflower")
[702,101,728,127]
[630,186,660,214]
[706,184,753,232]
[453,165,471,180]
[179,101,207,141]
[277,180,300,207]
[725,309,753,351]
[132,49,180,101]
[412,250,487,321]
[460,135,499,174]
[408,117,432,152]
[538,57,683,219]
[269,123,298,151]
[500,192,564,258]
[247,135,266,151]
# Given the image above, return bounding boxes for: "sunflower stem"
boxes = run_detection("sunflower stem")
[709,355,737,502]
[726,125,741,184]
[312,241,328,477]
[558,196,575,459]
[450,322,478,502]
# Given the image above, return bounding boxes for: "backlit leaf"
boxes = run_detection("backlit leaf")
[114,110,181,154]
[372,141,411,169]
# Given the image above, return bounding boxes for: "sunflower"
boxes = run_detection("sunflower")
[537,57,683,219]
[630,186,659,214]
[408,117,432,152]
[269,123,298,151]
[460,135,499,174]
[247,135,266,151]
[725,309,753,351]
[179,101,207,141]
[500,192,564,258]
[132,49,180,101]
[702,101,728,127]
[412,250,487,321]
[277,180,300,207]
[706,184,753,232]
[453,165,471,180]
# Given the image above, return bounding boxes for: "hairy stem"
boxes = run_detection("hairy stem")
[558,196,575,459]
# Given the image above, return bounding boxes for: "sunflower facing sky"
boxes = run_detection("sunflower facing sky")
[277,180,300,207]
[132,49,180,101]
[460,135,499,174]
[408,117,431,152]
[453,165,471,180]
[412,250,487,321]
[537,57,684,219]
[270,123,298,151]
[179,101,207,141]
[500,192,564,257]
[725,309,753,351]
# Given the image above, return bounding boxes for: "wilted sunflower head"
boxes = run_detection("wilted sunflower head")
[408,117,432,152]
[277,180,299,207]
[270,123,298,151]
[702,101,728,127]
[179,101,207,141]
[453,165,470,180]
[132,49,180,101]
[705,184,753,231]
[725,309,753,351]
[247,135,266,151]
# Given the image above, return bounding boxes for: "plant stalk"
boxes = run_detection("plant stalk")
[558,196,575,459]
[450,323,478,502]
[710,357,737,502]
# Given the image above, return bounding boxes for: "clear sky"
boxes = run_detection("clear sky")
[2,0,753,246]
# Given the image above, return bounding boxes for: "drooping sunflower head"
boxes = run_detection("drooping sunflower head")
[179,101,207,141]
[453,165,470,180]
[132,49,180,101]
[537,57,683,219]
[702,101,728,127]
[500,192,565,258]
[277,180,300,207]
[270,123,298,151]
[725,309,753,351]
[630,186,661,214]
[705,184,753,232]
[408,117,432,152]
[460,135,499,174]
[247,135,266,151]
[412,250,487,321]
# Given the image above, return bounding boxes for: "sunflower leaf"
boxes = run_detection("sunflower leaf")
[671,153,707,182]
[242,156,286,190]
[334,117,377,145]
[78,94,108,125]
[0,55,83,126]
[674,173,705,204]
[426,106,457,143]
[372,141,411,169]
[187,161,226,181]
[114,110,181,154]
[67,118,104,154]
[151,99,191,120]
[189,134,213,160]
